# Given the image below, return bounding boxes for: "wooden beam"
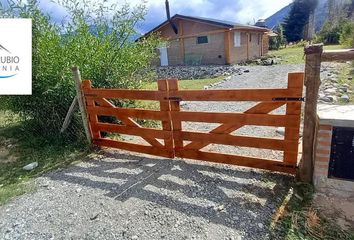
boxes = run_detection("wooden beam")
[158,80,174,157]
[60,97,78,133]
[169,88,302,101]
[246,32,250,60]
[178,20,185,64]
[171,111,300,127]
[224,31,231,64]
[321,49,354,62]
[175,149,296,174]
[84,89,165,101]
[72,67,92,144]
[299,44,323,183]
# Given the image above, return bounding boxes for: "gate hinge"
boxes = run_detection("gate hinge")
[272,97,305,102]
[164,96,182,101]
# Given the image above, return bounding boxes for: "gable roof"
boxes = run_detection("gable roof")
[141,14,268,39]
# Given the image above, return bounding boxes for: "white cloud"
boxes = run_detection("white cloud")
[35,0,293,32]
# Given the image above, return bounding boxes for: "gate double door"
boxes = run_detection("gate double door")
[82,72,304,174]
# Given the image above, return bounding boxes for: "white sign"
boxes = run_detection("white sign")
[0,19,32,95]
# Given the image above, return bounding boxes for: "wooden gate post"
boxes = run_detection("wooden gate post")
[72,66,92,144]
[157,79,174,158]
[299,44,323,182]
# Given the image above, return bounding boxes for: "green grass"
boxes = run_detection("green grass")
[270,183,354,240]
[0,111,88,205]
[337,63,354,103]
[269,45,344,64]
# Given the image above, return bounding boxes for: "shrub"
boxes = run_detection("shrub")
[340,21,354,47]
[0,0,160,139]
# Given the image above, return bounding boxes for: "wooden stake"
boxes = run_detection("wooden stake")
[299,44,323,183]
[60,96,78,133]
[72,66,92,144]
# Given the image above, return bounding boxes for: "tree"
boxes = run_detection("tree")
[316,0,354,44]
[284,0,319,42]
[0,0,161,139]
[269,24,286,50]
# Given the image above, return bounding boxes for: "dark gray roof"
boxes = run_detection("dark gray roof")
[140,14,268,39]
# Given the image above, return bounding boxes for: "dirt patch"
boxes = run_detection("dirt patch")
[0,146,17,164]
[313,193,354,230]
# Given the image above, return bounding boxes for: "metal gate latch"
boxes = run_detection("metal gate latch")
[272,97,305,102]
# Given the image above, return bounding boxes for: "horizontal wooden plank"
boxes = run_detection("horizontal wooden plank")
[94,138,174,158]
[321,49,354,62]
[95,122,171,140]
[177,131,298,152]
[171,111,300,127]
[176,149,296,174]
[84,88,166,100]
[87,106,169,121]
[168,88,302,101]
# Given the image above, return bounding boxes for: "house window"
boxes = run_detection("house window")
[197,36,208,44]
[249,33,252,42]
[234,32,241,47]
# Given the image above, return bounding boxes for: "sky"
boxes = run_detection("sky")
[2,0,293,33]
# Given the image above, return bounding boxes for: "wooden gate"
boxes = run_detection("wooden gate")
[82,72,304,174]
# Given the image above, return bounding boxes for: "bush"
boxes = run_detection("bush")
[315,21,342,44]
[0,0,160,139]
[340,21,354,47]
[269,24,287,50]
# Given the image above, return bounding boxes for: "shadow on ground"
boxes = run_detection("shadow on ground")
[47,149,294,238]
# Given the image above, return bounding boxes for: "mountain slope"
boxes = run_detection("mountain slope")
[265,0,328,31]
[265,4,292,29]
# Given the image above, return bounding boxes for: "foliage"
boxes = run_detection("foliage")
[269,24,287,50]
[0,0,160,139]
[0,110,87,205]
[284,0,318,42]
[316,0,354,45]
[270,183,354,240]
[340,21,354,47]
[315,21,342,44]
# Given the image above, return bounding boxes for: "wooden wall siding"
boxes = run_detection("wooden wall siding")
[153,18,267,66]
[83,73,304,174]
[184,32,226,65]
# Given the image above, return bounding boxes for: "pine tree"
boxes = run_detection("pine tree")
[284,0,319,42]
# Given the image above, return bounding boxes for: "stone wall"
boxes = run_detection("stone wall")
[155,65,245,80]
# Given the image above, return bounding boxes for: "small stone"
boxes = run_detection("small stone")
[276,127,285,136]
[90,212,100,220]
[338,87,348,93]
[326,95,337,102]
[348,76,353,80]
[23,162,38,171]
[258,223,264,228]
[131,235,138,240]
[340,95,350,103]
[319,97,332,103]
[324,88,336,94]
[76,188,82,193]
[214,204,225,211]
[243,69,250,73]
[203,86,209,90]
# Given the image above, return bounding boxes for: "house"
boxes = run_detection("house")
[142,14,271,66]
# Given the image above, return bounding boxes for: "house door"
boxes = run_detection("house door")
[159,47,168,66]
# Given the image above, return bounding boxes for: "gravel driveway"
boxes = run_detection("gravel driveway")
[0,64,304,240]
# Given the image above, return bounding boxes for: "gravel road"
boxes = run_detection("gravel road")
[0,64,304,240]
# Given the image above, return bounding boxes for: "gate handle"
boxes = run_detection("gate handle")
[165,96,182,102]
